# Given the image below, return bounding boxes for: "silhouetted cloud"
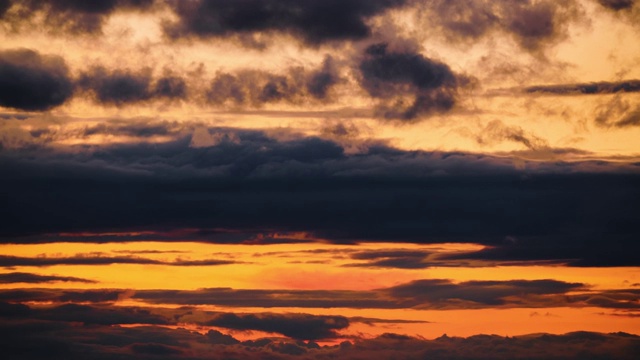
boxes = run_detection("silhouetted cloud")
[164,0,407,45]
[358,43,462,120]
[0,272,96,284]
[0,49,74,111]
[1,128,638,266]
[205,313,349,340]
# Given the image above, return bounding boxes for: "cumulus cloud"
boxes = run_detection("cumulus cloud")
[0,49,74,111]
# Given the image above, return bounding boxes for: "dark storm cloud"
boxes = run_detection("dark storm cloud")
[0,49,74,111]
[207,57,340,106]
[0,0,155,34]
[0,254,237,267]
[78,67,187,105]
[164,0,407,44]
[1,128,639,266]
[205,313,349,340]
[358,43,461,120]
[0,272,96,284]
[525,80,640,95]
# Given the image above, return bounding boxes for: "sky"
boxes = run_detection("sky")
[0,0,639,359]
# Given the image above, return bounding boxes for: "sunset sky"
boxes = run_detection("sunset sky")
[1,0,640,359]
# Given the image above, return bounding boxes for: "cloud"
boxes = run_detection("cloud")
[595,95,640,127]
[207,56,340,106]
[0,0,155,34]
[78,67,187,105]
[443,233,640,267]
[0,49,74,111]
[205,313,349,340]
[0,254,237,267]
[1,128,639,266]
[164,0,407,45]
[0,316,637,360]
[0,272,96,284]
[525,80,640,95]
[416,0,583,52]
[129,278,600,310]
[597,0,636,11]
[474,120,549,150]
[386,279,585,309]
[358,43,463,120]
[344,249,432,269]
[129,343,184,356]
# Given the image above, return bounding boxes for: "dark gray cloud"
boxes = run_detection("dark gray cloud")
[0,0,155,34]
[358,43,461,120]
[205,313,349,340]
[0,49,74,111]
[78,67,187,105]
[1,127,639,266]
[0,272,96,284]
[164,0,407,45]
